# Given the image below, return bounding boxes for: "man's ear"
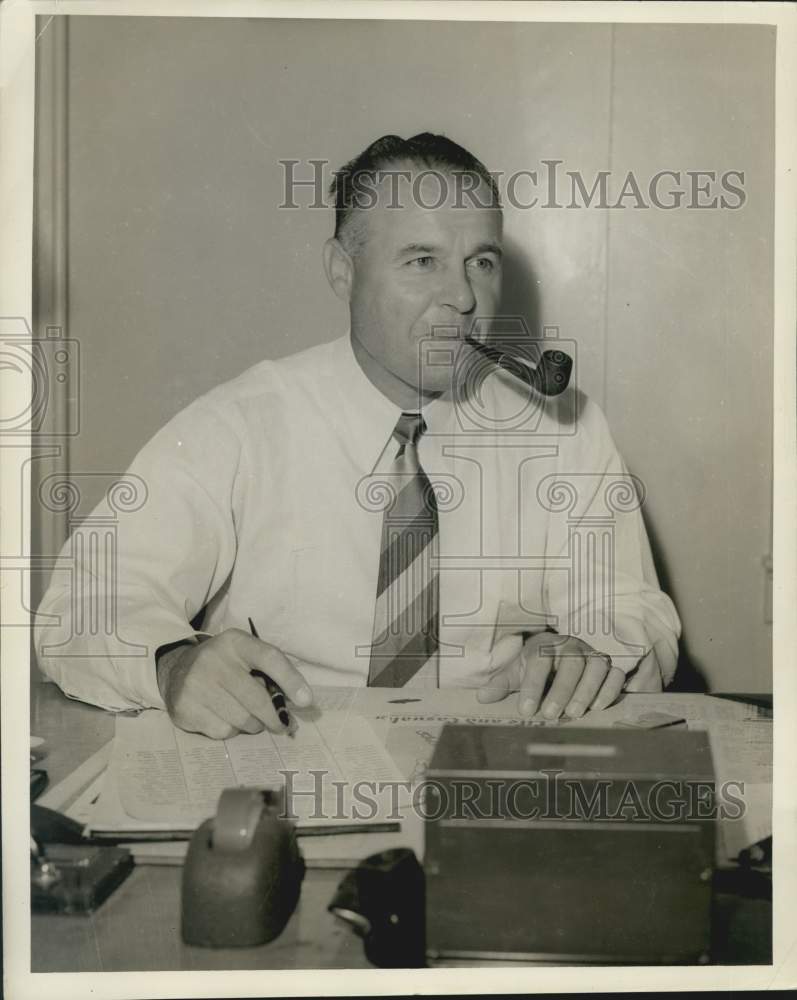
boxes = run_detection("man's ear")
[323,237,354,302]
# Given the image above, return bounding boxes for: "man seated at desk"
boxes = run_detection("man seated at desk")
[35,133,680,740]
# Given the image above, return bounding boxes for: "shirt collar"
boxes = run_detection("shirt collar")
[328,333,456,473]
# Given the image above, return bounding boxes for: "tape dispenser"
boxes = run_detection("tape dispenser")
[181,787,305,948]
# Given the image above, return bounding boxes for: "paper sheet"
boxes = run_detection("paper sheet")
[89,707,408,832]
[65,771,106,824]
[703,716,773,862]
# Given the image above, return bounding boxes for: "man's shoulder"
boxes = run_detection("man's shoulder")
[152,337,344,451]
[192,338,341,412]
[203,337,342,407]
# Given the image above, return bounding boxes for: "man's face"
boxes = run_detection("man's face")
[346,168,502,404]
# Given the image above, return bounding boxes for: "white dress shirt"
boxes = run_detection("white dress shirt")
[35,334,680,712]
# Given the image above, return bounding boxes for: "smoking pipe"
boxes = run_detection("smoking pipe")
[464,336,572,397]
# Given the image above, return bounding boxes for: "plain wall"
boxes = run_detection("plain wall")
[35,16,774,692]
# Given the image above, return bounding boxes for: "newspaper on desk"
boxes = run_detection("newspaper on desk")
[77,687,771,868]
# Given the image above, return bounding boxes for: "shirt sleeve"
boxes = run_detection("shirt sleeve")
[34,396,244,712]
[540,396,681,688]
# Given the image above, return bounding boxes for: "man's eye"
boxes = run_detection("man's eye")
[408,256,434,268]
[469,257,495,273]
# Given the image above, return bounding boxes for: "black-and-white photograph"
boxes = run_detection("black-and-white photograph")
[2,2,795,997]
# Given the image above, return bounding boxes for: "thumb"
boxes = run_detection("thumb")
[488,633,523,671]
[477,664,515,704]
[236,633,313,707]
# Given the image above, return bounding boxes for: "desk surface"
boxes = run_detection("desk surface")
[30,682,771,971]
[30,682,366,971]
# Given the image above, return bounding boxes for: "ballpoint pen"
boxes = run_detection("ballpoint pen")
[248,617,293,735]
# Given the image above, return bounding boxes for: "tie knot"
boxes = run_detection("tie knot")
[393,412,426,450]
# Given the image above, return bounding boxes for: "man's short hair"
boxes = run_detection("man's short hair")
[330,132,501,256]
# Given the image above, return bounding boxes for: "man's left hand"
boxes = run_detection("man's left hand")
[477,632,626,720]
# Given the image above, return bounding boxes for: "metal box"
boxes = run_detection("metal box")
[424,725,715,964]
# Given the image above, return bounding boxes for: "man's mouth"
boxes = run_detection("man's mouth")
[419,321,476,342]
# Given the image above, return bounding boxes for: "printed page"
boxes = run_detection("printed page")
[312,684,544,719]
[225,711,409,822]
[90,707,406,831]
[90,711,227,828]
[707,716,773,862]
[616,695,773,860]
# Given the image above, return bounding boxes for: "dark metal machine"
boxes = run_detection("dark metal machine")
[424,725,716,964]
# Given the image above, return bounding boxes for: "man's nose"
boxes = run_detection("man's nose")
[439,265,476,315]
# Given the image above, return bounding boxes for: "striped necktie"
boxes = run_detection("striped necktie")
[367,412,439,687]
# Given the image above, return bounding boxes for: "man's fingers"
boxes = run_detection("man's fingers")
[590,666,626,712]
[178,703,237,741]
[564,655,610,719]
[203,716,238,741]
[205,684,267,735]
[516,646,554,718]
[233,633,313,707]
[478,641,552,706]
[220,667,285,729]
[540,654,584,720]
[477,665,514,704]
[488,634,524,671]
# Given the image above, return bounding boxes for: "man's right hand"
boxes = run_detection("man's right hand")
[155,629,313,739]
